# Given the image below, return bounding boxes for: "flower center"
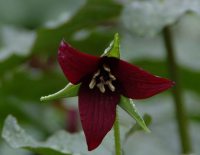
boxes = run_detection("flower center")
[89,64,116,93]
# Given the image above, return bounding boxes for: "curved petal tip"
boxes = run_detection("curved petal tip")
[57,40,100,84]
[115,59,176,99]
[79,83,120,151]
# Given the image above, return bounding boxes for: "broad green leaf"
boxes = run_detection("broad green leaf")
[32,0,122,55]
[0,54,26,76]
[71,30,116,56]
[0,26,35,60]
[121,0,200,36]
[0,0,84,28]
[2,115,112,155]
[0,98,30,129]
[0,100,62,134]
[102,33,120,58]
[118,96,150,133]
[0,69,66,102]
[1,115,73,155]
[40,83,80,102]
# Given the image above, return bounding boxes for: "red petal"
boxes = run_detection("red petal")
[58,40,100,84]
[115,59,174,99]
[78,82,120,151]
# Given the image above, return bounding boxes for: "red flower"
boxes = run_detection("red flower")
[58,40,174,151]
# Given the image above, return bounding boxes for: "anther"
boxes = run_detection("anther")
[88,64,117,93]
[97,83,105,93]
[109,73,116,80]
[89,78,96,89]
[106,81,115,92]
[103,64,111,72]
[93,70,100,78]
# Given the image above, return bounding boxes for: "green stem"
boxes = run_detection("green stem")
[163,26,192,154]
[114,111,122,155]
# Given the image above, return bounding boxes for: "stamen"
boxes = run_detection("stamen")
[89,78,96,89]
[109,73,116,80]
[97,83,105,93]
[103,64,110,72]
[93,70,100,78]
[88,64,117,93]
[106,81,115,92]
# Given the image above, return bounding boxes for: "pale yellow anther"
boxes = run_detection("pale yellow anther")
[109,73,116,80]
[106,81,115,92]
[103,64,111,72]
[97,83,105,93]
[89,78,96,89]
[88,64,117,93]
[93,70,100,78]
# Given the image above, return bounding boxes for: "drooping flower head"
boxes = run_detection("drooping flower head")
[57,34,174,151]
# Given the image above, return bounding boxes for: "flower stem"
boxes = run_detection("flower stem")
[162,26,192,154]
[114,111,122,155]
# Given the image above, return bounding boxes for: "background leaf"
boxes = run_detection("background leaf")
[2,115,115,155]
[31,0,122,56]
[121,0,200,36]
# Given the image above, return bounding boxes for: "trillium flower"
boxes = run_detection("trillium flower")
[57,34,174,151]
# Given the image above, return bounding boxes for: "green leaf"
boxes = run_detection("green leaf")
[32,0,122,55]
[2,115,112,155]
[2,115,68,155]
[0,54,26,76]
[118,96,151,133]
[0,69,66,102]
[102,33,120,58]
[0,26,35,77]
[0,0,83,28]
[0,26,35,59]
[40,83,80,102]
[121,0,200,36]
[71,30,116,56]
